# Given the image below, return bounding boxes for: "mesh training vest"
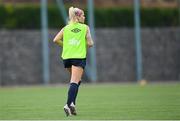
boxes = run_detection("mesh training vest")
[62,23,87,59]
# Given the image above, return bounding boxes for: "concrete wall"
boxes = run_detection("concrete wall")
[0,28,179,85]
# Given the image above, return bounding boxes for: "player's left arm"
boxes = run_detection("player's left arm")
[53,28,64,47]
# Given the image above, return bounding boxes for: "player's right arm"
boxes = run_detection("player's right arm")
[53,28,64,47]
[86,26,94,48]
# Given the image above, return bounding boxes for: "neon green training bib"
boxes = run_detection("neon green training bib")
[62,23,87,59]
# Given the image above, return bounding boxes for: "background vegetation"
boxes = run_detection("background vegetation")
[0,4,179,29]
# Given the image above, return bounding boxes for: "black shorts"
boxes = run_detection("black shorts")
[63,58,86,69]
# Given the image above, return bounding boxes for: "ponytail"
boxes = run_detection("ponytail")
[68,6,83,24]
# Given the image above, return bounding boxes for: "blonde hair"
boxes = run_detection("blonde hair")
[69,6,83,24]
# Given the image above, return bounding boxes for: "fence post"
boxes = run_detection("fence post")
[41,0,50,84]
[134,0,143,81]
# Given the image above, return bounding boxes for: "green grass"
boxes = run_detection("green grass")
[0,83,180,120]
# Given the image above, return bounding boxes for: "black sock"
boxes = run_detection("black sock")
[67,83,79,106]
[74,81,81,105]
[78,81,81,86]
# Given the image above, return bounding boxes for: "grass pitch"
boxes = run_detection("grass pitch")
[0,83,180,120]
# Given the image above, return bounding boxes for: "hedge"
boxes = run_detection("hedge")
[0,5,41,29]
[0,4,179,29]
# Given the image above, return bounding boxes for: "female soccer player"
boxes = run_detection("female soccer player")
[53,7,94,116]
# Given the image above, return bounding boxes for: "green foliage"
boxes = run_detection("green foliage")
[48,5,64,29]
[0,4,40,29]
[95,7,134,27]
[0,4,179,29]
[141,8,179,27]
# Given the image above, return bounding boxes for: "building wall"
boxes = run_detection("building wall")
[0,28,179,85]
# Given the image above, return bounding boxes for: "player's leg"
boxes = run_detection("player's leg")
[66,65,84,115]
[64,66,83,116]
[71,65,83,104]
[70,65,83,84]
[64,59,85,116]
[66,67,81,105]
[63,61,73,116]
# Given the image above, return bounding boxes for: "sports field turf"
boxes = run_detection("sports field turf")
[0,83,180,120]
